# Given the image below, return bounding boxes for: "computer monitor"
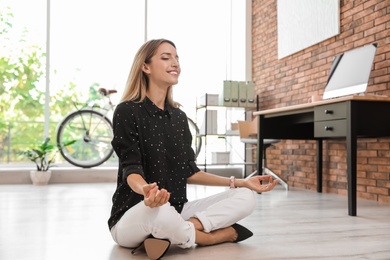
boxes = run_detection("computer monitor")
[323,43,377,99]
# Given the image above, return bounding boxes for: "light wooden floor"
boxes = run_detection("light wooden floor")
[1,183,389,260]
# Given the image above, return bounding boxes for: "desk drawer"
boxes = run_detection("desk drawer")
[315,119,346,137]
[315,103,347,121]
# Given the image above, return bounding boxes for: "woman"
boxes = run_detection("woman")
[108,39,278,260]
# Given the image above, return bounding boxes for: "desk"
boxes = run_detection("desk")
[254,95,390,216]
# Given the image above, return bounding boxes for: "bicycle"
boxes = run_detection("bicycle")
[56,88,202,168]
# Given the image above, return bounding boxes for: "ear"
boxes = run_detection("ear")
[142,63,150,74]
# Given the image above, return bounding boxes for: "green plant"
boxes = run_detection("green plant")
[21,137,76,171]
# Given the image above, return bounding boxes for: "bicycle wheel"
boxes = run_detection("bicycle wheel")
[187,117,202,159]
[57,109,114,168]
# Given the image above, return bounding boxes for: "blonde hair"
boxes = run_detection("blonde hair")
[121,39,180,108]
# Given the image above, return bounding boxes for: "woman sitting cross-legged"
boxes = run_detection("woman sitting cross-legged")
[108,38,278,260]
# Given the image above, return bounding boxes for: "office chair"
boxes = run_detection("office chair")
[237,118,288,190]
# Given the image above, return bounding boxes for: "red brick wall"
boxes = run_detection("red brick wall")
[252,0,390,203]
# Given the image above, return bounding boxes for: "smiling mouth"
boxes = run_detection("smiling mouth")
[168,71,178,75]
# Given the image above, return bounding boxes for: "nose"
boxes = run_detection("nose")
[171,60,180,68]
[171,58,179,68]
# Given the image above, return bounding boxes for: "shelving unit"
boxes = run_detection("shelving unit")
[195,94,258,177]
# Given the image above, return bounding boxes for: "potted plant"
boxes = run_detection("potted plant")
[21,137,75,185]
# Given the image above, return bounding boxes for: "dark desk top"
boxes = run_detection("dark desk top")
[254,95,390,116]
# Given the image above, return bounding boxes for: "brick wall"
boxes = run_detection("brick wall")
[252,0,390,203]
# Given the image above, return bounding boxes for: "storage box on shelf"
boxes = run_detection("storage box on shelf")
[198,110,218,135]
[220,80,257,108]
[212,152,230,164]
[197,94,219,107]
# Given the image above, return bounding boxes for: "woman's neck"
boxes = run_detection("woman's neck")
[146,88,167,110]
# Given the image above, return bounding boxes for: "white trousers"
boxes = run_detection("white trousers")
[110,187,256,249]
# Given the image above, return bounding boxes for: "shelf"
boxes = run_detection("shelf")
[225,130,239,136]
[197,162,256,166]
[195,101,257,176]
[196,104,256,109]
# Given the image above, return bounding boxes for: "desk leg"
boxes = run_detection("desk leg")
[347,133,357,216]
[347,102,357,216]
[257,115,264,176]
[316,139,323,193]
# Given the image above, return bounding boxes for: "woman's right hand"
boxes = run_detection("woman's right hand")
[142,182,170,208]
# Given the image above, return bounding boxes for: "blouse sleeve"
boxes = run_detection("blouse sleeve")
[184,115,200,177]
[111,102,144,182]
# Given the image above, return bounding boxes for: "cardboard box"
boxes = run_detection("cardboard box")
[230,123,238,130]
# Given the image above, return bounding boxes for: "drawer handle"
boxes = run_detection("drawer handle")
[324,126,333,131]
[324,109,333,114]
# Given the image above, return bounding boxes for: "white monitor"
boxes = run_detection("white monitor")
[323,43,377,100]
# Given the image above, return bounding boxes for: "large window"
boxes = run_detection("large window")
[0,0,247,166]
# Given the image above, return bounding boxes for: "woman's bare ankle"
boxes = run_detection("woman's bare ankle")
[195,226,237,246]
[225,226,238,242]
[188,217,204,231]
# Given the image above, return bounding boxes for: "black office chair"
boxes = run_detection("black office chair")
[237,118,288,190]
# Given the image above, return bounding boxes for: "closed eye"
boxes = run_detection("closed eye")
[161,53,179,62]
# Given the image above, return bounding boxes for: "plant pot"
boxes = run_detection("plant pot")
[30,170,52,185]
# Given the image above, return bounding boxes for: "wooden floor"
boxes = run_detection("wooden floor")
[1,183,389,260]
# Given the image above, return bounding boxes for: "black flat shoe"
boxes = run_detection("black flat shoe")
[132,237,171,260]
[232,223,253,242]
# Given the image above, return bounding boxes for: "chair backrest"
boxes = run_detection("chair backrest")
[237,117,258,139]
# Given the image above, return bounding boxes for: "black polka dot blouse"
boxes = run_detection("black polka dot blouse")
[108,97,199,230]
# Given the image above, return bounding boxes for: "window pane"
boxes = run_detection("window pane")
[0,0,47,164]
[147,0,245,118]
[48,0,145,165]
[1,0,145,165]
[50,0,145,107]
[147,0,246,165]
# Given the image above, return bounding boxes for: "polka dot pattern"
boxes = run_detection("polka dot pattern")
[108,98,199,230]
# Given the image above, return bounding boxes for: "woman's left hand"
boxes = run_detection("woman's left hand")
[142,183,170,208]
[243,175,278,193]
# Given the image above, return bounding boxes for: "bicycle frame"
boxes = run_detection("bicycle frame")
[74,96,116,121]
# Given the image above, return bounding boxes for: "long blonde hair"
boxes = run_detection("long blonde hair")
[121,39,180,108]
